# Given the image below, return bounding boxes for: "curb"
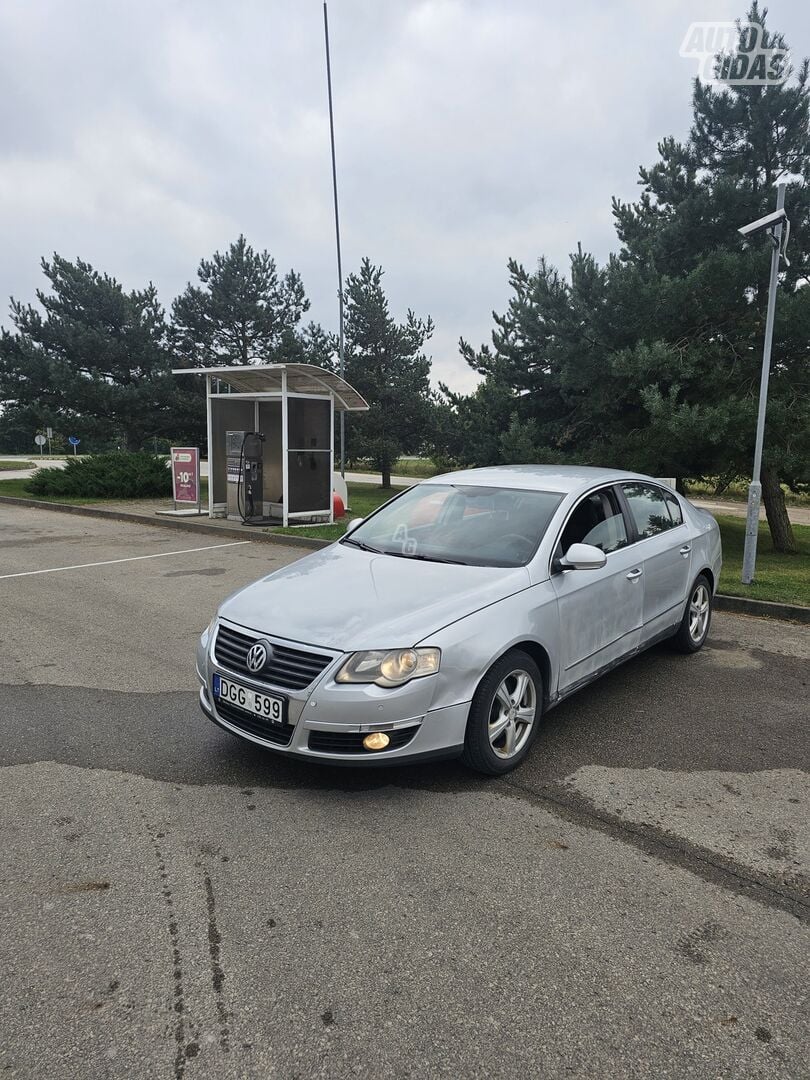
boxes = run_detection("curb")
[713,593,810,625]
[2,495,808,623]
[0,495,331,551]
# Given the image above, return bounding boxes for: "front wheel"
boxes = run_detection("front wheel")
[671,574,713,653]
[461,650,543,775]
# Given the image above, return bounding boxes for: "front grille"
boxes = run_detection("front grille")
[214,624,333,691]
[308,727,418,755]
[214,698,294,747]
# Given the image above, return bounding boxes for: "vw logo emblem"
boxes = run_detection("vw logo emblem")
[246,640,272,673]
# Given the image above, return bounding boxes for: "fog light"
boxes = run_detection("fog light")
[363,731,390,751]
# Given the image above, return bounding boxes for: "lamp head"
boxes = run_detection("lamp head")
[738,208,787,238]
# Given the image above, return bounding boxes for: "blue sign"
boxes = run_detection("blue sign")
[68,436,80,446]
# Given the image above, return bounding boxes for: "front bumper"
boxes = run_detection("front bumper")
[199,684,468,764]
[197,621,469,765]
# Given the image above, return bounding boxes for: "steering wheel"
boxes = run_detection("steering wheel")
[500,533,534,550]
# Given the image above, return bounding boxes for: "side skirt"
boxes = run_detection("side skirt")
[547,624,679,709]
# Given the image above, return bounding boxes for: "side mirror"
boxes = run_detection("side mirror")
[559,542,607,570]
[344,517,364,535]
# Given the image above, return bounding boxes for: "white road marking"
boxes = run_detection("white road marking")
[0,540,252,580]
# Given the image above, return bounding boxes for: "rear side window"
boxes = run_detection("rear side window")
[622,484,674,538]
[665,493,683,526]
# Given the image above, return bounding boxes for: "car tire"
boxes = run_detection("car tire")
[671,573,713,654]
[461,650,543,776]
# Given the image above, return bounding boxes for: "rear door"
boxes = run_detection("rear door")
[551,486,644,693]
[619,483,693,644]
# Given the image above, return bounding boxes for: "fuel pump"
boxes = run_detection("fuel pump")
[238,432,274,525]
[225,430,273,525]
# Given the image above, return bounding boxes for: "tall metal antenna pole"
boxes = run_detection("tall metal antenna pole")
[323,1,345,477]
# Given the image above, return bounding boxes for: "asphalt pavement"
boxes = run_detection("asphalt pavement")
[1,502,808,1079]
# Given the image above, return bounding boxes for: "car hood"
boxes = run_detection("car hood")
[218,542,531,651]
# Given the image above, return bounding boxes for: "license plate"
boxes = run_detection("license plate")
[213,674,285,725]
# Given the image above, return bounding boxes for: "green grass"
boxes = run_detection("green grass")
[0,477,112,504]
[271,483,405,541]
[716,515,810,606]
[353,465,810,505]
[685,478,810,507]
[351,458,440,480]
[0,460,33,471]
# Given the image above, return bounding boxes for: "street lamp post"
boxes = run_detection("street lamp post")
[323,2,346,478]
[739,182,788,586]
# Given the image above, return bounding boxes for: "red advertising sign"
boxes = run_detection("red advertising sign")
[170,447,200,507]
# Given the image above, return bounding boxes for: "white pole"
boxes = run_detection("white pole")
[329,393,335,524]
[281,369,289,527]
[741,183,786,585]
[205,374,214,518]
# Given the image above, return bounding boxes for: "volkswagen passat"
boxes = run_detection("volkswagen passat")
[196,466,721,774]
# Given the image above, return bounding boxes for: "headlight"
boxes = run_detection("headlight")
[335,648,440,688]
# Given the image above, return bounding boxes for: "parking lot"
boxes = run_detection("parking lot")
[1,501,808,1079]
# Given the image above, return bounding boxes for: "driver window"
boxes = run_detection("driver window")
[558,488,628,557]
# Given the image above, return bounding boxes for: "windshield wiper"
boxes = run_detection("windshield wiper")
[385,551,466,565]
[343,538,465,564]
[341,537,383,554]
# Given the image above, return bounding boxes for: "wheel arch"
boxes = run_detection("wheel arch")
[696,566,715,594]
[486,639,552,707]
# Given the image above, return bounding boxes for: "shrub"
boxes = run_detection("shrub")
[429,454,460,475]
[26,452,172,499]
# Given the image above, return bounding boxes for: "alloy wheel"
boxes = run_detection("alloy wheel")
[688,583,710,643]
[488,669,537,759]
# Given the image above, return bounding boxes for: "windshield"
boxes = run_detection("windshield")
[342,484,563,567]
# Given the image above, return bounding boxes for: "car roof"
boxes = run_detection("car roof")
[422,464,667,496]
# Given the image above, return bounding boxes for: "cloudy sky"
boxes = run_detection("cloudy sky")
[1,0,808,392]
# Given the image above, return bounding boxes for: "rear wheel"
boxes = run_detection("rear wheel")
[461,650,542,775]
[671,574,712,653]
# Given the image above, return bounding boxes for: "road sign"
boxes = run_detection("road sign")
[46,427,53,439]
[170,447,200,510]
[34,435,46,446]
[68,436,80,455]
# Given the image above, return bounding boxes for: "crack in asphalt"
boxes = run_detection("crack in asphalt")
[201,869,230,1053]
[133,797,195,1080]
[495,775,810,925]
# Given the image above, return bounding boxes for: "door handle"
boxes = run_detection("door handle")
[626,568,643,580]
[679,545,691,557]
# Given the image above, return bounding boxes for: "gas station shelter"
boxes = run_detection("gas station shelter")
[172,363,368,526]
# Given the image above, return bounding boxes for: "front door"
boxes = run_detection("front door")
[551,487,644,693]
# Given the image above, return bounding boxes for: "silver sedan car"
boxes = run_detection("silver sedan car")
[196,466,722,774]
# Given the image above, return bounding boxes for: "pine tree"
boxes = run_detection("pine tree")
[0,255,197,451]
[171,235,315,367]
[611,2,810,551]
[342,259,434,488]
[446,3,810,553]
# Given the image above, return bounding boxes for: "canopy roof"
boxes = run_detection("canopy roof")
[172,363,368,412]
